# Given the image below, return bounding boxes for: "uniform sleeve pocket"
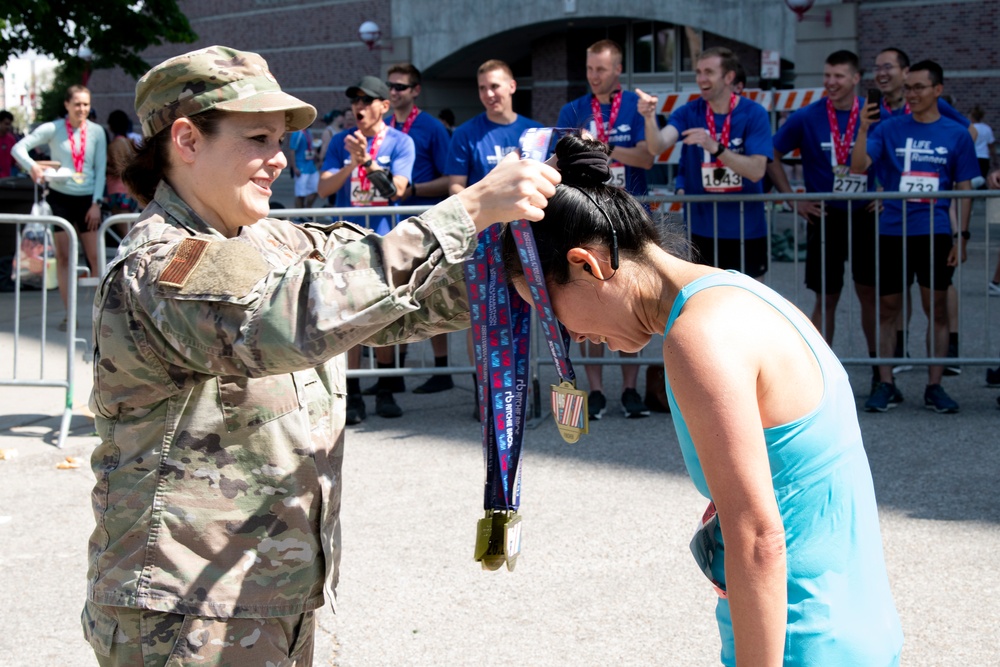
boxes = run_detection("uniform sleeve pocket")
[81,601,118,658]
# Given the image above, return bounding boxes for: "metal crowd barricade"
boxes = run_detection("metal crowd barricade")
[92,192,1000,423]
[527,190,1000,416]
[0,214,79,448]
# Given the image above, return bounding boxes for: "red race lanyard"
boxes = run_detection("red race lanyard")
[390,106,419,135]
[65,118,86,175]
[358,127,387,191]
[882,99,910,116]
[826,97,859,166]
[704,94,738,161]
[590,90,621,144]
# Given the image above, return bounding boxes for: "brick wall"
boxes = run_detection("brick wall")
[857,0,999,168]
[87,0,393,132]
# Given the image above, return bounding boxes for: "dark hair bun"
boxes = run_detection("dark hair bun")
[555,133,611,186]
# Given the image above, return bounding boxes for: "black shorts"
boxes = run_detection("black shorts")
[878,234,954,295]
[804,206,877,294]
[689,233,768,278]
[46,189,95,235]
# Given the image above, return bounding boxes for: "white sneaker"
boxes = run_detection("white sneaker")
[989,282,1000,296]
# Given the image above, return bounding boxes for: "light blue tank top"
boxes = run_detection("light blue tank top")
[663,271,903,666]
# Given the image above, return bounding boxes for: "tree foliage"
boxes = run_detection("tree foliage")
[2,0,197,78]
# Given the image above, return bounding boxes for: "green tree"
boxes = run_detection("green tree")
[2,0,197,78]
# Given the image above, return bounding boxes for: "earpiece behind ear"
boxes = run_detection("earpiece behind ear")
[583,264,594,275]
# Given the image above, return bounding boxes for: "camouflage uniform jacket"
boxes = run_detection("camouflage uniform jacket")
[87,181,473,618]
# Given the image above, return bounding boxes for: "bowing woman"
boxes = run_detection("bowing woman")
[501,134,903,666]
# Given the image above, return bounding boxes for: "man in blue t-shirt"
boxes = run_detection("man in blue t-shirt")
[872,47,977,379]
[873,47,975,137]
[852,60,979,414]
[284,127,319,215]
[768,50,880,357]
[318,76,415,423]
[637,47,773,278]
[385,63,457,395]
[445,59,541,420]
[556,39,654,421]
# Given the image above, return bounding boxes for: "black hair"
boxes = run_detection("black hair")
[107,109,132,137]
[122,109,224,207]
[0,110,13,123]
[733,62,747,89]
[438,108,455,126]
[826,49,860,73]
[500,133,660,285]
[909,59,944,86]
[879,47,910,69]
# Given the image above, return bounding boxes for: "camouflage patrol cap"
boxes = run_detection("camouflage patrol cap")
[135,45,317,138]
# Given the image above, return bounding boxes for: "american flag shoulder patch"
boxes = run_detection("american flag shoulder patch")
[160,238,210,288]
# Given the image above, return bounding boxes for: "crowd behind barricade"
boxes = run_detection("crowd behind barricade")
[4,41,1000,419]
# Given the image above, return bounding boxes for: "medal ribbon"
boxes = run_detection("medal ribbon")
[65,118,86,175]
[513,127,578,384]
[358,126,387,192]
[704,93,738,164]
[465,225,531,513]
[826,97,859,166]
[590,90,621,144]
[390,106,419,135]
[882,98,910,116]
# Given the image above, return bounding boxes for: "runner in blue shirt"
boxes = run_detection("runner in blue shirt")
[284,127,319,214]
[638,47,773,277]
[385,63,456,395]
[768,50,880,363]
[445,59,541,420]
[852,60,979,414]
[556,40,653,197]
[318,76,415,422]
[873,47,974,133]
[555,39,655,421]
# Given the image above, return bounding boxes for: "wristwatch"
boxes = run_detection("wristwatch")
[361,158,373,169]
[953,230,971,240]
[711,143,726,159]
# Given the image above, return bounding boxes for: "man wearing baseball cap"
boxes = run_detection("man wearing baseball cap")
[318,75,416,422]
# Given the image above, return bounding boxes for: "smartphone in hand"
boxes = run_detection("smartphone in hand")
[866,88,882,121]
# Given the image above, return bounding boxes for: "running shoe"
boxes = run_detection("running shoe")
[375,390,403,418]
[346,394,366,425]
[923,384,959,414]
[621,388,651,418]
[588,391,607,421]
[865,382,899,412]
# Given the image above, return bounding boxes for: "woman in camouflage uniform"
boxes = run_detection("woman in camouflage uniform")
[82,45,559,666]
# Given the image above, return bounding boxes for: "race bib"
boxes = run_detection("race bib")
[833,173,867,194]
[609,161,626,189]
[350,168,388,207]
[701,162,742,193]
[899,170,939,203]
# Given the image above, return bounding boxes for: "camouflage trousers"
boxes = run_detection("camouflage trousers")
[82,601,315,666]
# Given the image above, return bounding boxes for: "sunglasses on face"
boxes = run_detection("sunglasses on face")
[351,95,378,106]
[902,84,933,94]
[386,82,415,92]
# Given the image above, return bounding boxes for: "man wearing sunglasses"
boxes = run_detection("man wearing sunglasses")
[319,76,416,423]
[851,60,979,414]
[386,64,458,395]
